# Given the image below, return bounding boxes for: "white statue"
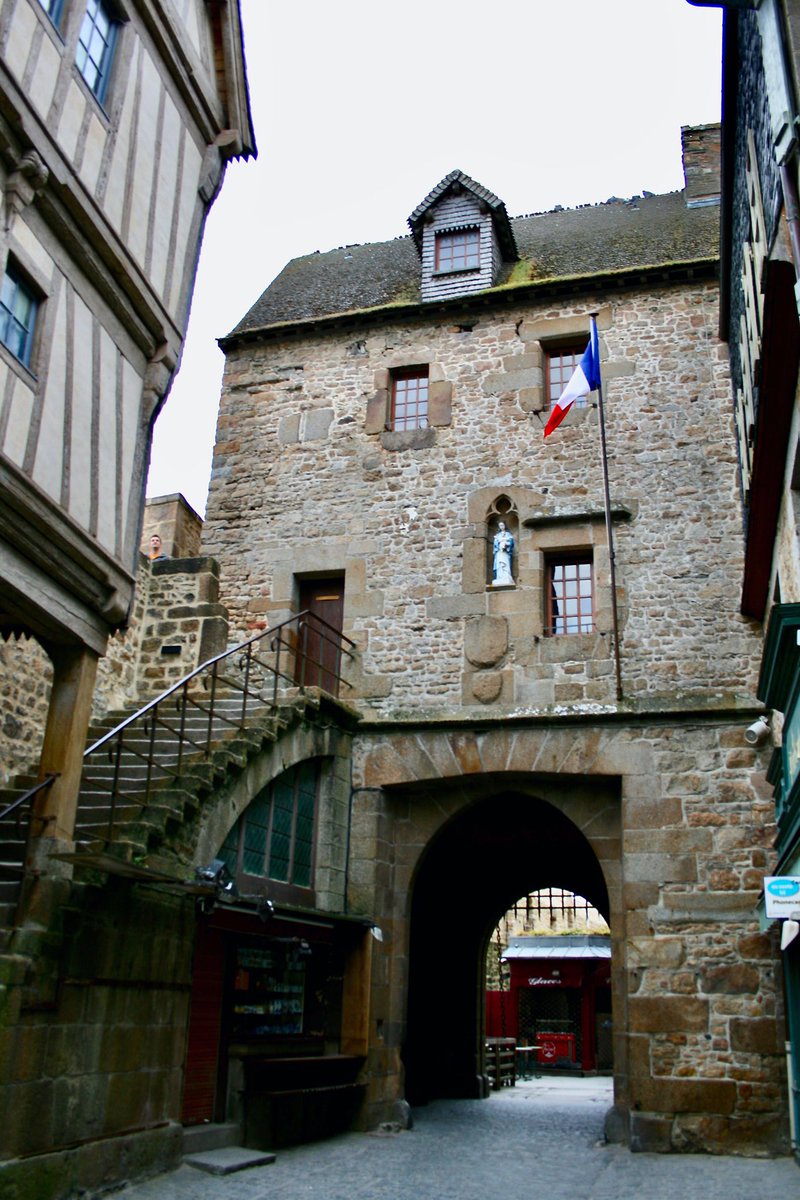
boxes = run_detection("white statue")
[492,521,514,586]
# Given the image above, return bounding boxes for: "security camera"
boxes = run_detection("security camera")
[745,716,770,747]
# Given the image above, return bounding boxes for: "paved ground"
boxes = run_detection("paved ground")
[116,1077,798,1200]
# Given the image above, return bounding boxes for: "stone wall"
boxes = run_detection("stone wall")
[345,713,785,1154]
[204,280,759,715]
[0,637,52,784]
[140,493,203,560]
[0,881,194,1195]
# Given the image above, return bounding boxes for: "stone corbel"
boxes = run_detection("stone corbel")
[4,149,48,233]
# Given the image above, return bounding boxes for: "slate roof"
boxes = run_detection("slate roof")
[503,936,611,960]
[222,190,719,346]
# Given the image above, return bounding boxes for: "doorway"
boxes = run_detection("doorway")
[295,577,345,694]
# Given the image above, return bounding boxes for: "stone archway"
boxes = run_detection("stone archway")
[400,781,617,1105]
[349,722,630,1131]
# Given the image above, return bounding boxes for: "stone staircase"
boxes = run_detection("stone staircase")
[0,689,324,935]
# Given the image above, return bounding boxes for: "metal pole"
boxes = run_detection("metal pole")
[590,313,624,702]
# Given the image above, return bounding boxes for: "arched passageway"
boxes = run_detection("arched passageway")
[405,790,610,1105]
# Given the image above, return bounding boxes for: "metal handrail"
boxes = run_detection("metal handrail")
[71,610,355,847]
[0,773,59,833]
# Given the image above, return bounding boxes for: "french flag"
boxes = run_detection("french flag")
[543,320,602,438]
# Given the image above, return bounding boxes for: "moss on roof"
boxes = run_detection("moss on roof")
[224,191,719,345]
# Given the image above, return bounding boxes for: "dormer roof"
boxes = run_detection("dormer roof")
[407,169,518,262]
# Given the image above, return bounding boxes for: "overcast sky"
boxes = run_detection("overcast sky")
[145,0,724,517]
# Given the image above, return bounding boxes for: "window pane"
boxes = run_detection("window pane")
[220,764,318,888]
[391,369,429,431]
[242,794,270,875]
[77,0,117,99]
[39,0,64,21]
[219,825,240,877]
[547,345,589,411]
[436,228,480,272]
[0,266,38,367]
[547,556,594,635]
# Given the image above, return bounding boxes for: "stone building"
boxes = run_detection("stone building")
[194,126,788,1155]
[0,116,790,1194]
[694,0,800,1154]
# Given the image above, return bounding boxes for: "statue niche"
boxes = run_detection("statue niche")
[487,497,518,588]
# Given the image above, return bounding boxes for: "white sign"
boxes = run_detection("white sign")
[764,877,800,918]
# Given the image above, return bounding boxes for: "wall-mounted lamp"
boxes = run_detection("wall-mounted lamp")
[195,858,238,902]
[745,715,771,747]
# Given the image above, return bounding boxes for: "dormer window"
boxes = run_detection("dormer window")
[409,170,518,303]
[435,228,480,274]
[391,367,429,431]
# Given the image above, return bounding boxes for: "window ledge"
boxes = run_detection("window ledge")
[380,427,436,452]
[431,267,481,279]
[523,504,634,529]
[0,342,37,387]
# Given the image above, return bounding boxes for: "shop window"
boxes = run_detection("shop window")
[546,343,590,412]
[546,554,594,635]
[390,366,429,431]
[76,0,119,102]
[220,760,318,892]
[0,262,39,369]
[435,227,480,273]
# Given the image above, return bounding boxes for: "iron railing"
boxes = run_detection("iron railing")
[2,611,355,853]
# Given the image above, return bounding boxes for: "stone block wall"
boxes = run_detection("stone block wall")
[345,713,786,1154]
[0,637,52,784]
[0,882,194,1194]
[140,493,203,560]
[136,558,229,699]
[204,280,760,716]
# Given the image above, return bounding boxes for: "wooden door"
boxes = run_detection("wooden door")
[296,578,345,694]
[181,924,226,1124]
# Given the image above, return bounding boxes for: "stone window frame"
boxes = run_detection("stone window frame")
[524,503,632,642]
[365,358,453,445]
[517,309,614,426]
[545,339,591,414]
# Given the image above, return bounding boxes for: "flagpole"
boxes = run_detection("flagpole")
[590,313,624,702]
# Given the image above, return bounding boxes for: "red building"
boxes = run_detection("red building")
[487,936,612,1072]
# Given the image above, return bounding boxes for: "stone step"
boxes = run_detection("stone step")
[184,1147,276,1176]
[182,1122,241,1155]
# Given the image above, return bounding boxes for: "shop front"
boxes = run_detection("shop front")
[182,902,373,1148]
[487,935,612,1073]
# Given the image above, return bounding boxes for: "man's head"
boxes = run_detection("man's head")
[150,534,162,556]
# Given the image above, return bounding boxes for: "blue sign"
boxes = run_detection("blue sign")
[767,879,800,898]
[764,876,800,917]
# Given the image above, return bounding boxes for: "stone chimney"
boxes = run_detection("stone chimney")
[681,123,721,207]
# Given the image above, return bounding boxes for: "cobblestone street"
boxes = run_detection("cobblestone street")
[115,1078,798,1200]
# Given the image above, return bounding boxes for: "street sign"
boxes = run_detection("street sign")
[764,876,800,918]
